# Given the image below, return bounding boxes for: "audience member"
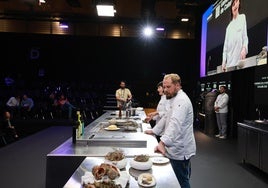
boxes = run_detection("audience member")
[47,92,58,119]
[57,93,76,119]
[20,94,34,119]
[1,111,19,141]
[6,95,21,118]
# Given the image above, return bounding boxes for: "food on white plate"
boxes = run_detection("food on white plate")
[137,173,156,187]
[92,163,120,180]
[141,173,153,185]
[134,154,150,162]
[105,150,127,169]
[130,154,153,170]
[83,179,122,188]
[107,125,118,130]
[105,150,125,161]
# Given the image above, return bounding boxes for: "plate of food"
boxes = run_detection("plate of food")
[151,157,170,164]
[105,150,127,169]
[138,173,156,187]
[81,163,129,188]
[130,154,152,170]
[105,125,120,131]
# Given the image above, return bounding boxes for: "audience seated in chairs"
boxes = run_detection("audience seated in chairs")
[1,111,19,143]
[20,94,34,119]
[57,93,76,120]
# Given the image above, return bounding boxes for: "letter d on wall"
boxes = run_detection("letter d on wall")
[30,48,40,60]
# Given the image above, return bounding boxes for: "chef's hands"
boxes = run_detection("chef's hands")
[144,111,158,123]
[241,47,247,59]
[144,116,152,123]
[144,129,154,135]
[155,141,166,155]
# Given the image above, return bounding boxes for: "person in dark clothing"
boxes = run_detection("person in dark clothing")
[1,111,19,140]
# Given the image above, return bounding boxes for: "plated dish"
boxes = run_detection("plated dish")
[105,125,120,131]
[130,155,152,170]
[151,157,170,164]
[138,173,156,187]
[104,127,120,131]
[105,150,127,169]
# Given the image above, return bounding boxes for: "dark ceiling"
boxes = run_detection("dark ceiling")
[0,0,216,38]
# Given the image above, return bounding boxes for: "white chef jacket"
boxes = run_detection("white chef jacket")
[154,89,196,160]
[153,95,170,124]
[214,93,229,113]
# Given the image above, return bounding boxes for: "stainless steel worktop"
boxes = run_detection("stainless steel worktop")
[47,110,160,157]
[46,110,180,188]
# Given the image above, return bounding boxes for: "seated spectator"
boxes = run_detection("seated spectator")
[20,94,34,119]
[47,92,58,119]
[1,111,19,141]
[6,95,21,118]
[57,94,76,119]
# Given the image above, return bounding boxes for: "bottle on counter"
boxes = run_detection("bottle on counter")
[118,105,122,119]
[72,120,78,144]
[80,113,85,136]
[76,110,82,138]
[126,99,132,118]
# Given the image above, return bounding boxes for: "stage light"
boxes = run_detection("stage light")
[181,18,189,22]
[96,1,116,17]
[143,26,154,37]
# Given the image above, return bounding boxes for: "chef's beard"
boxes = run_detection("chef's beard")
[166,92,177,100]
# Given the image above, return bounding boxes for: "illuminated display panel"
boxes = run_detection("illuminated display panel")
[200,0,268,77]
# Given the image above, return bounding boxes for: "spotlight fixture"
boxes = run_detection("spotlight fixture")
[38,0,46,5]
[181,18,189,22]
[143,26,154,37]
[96,0,116,17]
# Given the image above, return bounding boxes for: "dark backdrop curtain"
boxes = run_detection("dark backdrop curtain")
[231,68,255,137]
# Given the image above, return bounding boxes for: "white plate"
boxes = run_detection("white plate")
[151,157,170,164]
[138,173,156,187]
[81,171,129,188]
[104,127,120,131]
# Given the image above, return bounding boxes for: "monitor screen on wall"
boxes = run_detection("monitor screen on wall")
[200,0,268,77]
[254,65,268,105]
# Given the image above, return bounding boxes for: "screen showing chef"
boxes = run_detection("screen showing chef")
[200,0,268,77]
